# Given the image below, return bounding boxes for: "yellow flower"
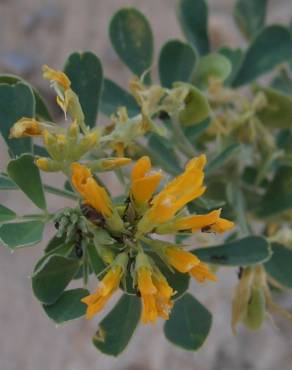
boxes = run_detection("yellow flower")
[175,209,220,231]
[42,65,71,90]
[10,117,44,138]
[137,155,206,233]
[190,262,217,283]
[137,267,158,323]
[165,246,200,273]
[137,266,174,323]
[185,154,207,171]
[81,266,123,319]
[165,245,217,283]
[71,163,112,217]
[152,270,174,320]
[209,218,235,233]
[131,156,163,205]
[174,209,234,233]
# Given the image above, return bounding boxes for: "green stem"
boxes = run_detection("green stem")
[83,247,89,288]
[114,168,126,186]
[43,184,77,200]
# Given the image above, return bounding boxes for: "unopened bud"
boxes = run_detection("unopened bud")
[106,208,124,232]
[243,287,266,330]
[73,131,99,159]
[67,120,79,142]
[93,229,115,245]
[135,251,152,271]
[112,252,129,273]
[35,158,63,172]
[231,267,254,334]
[95,244,115,264]
[43,131,63,161]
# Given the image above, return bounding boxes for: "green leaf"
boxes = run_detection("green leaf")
[193,53,232,88]
[32,255,80,304]
[43,288,89,324]
[92,294,141,356]
[64,51,103,128]
[271,70,292,96]
[0,173,16,189]
[0,74,52,121]
[257,166,292,218]
[178,84,211,127]
[265,243,292,288]
[0,221,44,249]
[109,8,154,80]
[227,182,250,236]
[177,0,209,55]
[33,89,53,121]
[33,144,49,157]
[87,243,106,277]
[159,40,197,88]
[7,154,46,210]
[219,47,243,86]
[205,144,241,176]
[100,78,139,117]
[232,26,292,87]
[234,0,268,40]
[0,82,34,156]
[45,234,67,253]
[148,133,181,175]
[164,293,212,351]
[255,86,292,128]
[0,204,16,222]
[194,236,271,266]
[34,241,74,273]
[183,118,210,142]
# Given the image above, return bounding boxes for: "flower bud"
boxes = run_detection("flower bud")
[43,131,63,161]
[94,243,115,264]
[73,131,99,159]
[231,267,254,334]
[35,158,63,172]
[112,252,129,273]
[135,251,152,271]
[243,287,266,330]
[106,208,125,233]
[67,120,79,144]
[93,229,115,245]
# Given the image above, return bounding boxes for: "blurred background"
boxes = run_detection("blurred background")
[0,1,292,369]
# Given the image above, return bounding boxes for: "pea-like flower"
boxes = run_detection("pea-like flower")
[81,253,128,319]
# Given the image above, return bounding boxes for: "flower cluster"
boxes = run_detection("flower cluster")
[8,65,234,325]
[71,154,234,323]
[10,67,106,173]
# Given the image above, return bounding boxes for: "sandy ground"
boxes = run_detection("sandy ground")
[0,1,292,369]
